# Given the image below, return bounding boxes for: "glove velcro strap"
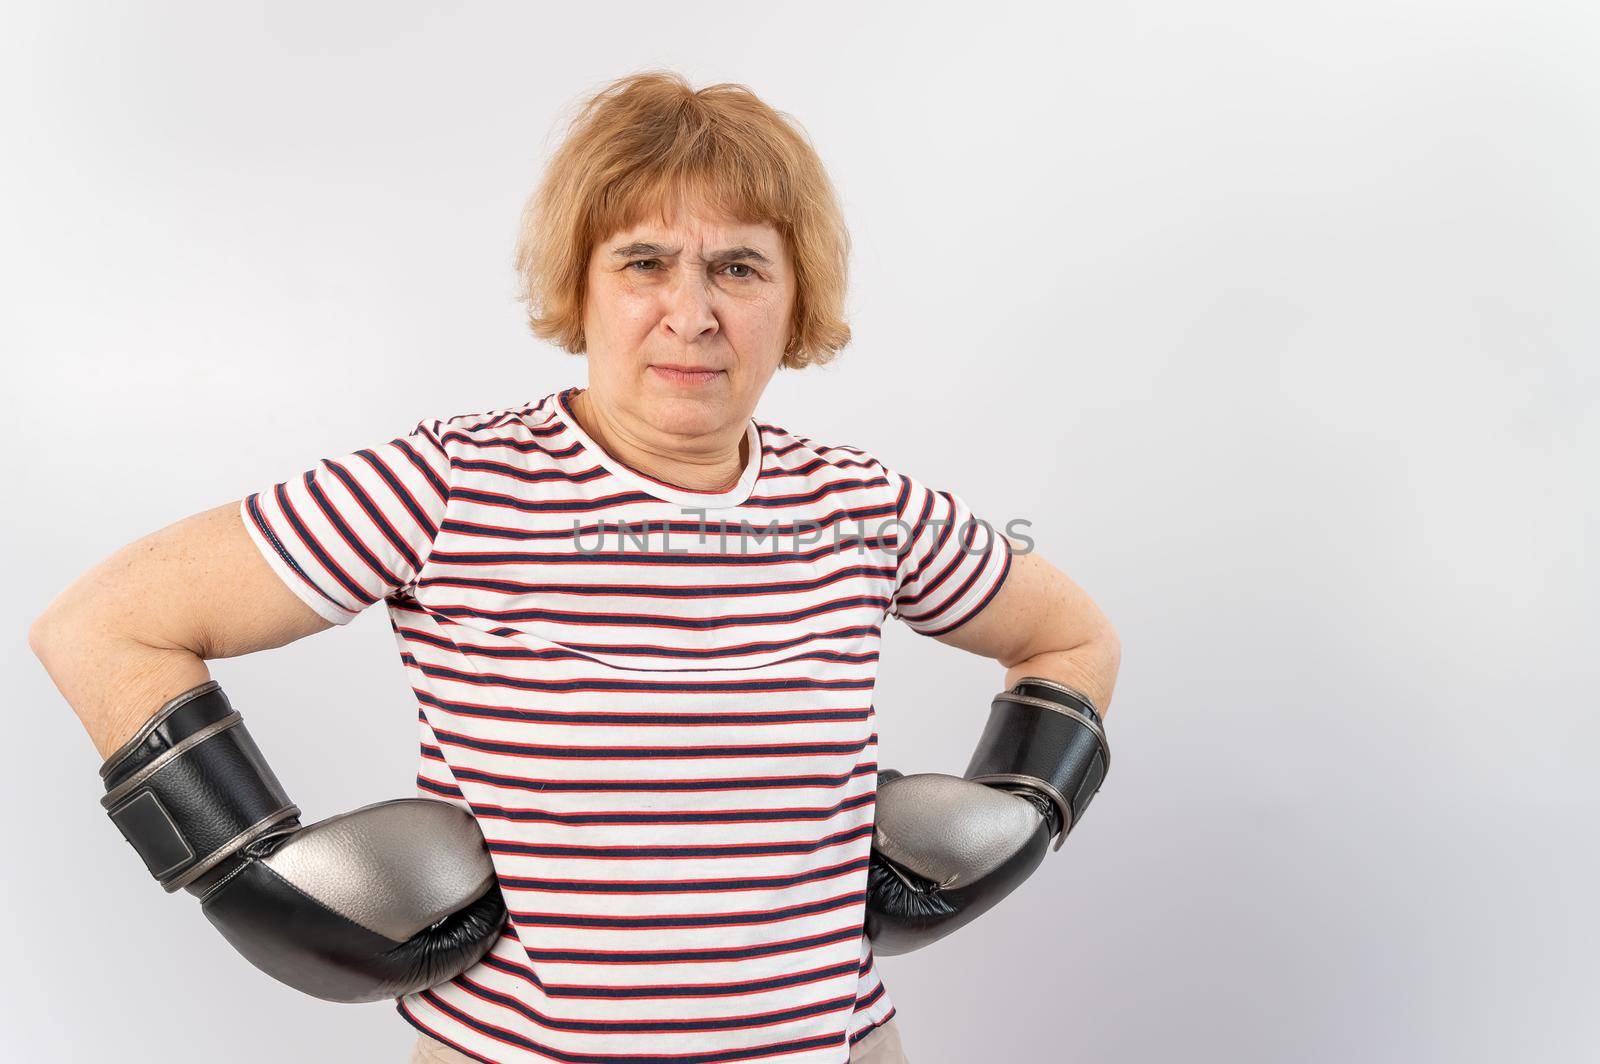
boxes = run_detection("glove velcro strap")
[964,679,1110,851]
[99,682,299,893]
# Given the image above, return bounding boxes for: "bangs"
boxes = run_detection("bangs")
[589,133,794,241]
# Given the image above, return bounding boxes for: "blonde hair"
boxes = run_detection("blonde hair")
[514,70,851,370]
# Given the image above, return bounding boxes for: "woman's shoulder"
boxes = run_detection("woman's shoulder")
[756,419,896,486]
[415,395,564,448]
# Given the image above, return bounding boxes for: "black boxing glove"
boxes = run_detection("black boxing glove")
[864,678,1109,955]
[99,680,506,1003]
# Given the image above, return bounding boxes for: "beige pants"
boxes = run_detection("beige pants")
[409,1016,909,1063]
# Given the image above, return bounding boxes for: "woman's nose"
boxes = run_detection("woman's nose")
[658,275,719,343]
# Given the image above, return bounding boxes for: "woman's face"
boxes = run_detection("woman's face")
[582,205,796,442]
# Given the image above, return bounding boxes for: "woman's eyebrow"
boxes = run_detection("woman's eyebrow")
[610,241,675,259]
[715,246,774,266]
[609,241,773,266]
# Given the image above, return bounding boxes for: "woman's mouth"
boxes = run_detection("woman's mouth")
[650,365,723,386]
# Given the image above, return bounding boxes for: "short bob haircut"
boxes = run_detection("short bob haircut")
[514,70,851,370]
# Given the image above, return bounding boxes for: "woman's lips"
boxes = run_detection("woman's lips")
[650,365,723,385]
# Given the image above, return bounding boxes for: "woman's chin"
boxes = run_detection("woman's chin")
[637,390,736,434]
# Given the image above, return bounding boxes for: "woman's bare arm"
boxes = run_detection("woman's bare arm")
[27,502,332,759]
[934,543,1121,715]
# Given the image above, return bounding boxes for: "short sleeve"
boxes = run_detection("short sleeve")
[884,466,1014,636]
[239,419,452,626]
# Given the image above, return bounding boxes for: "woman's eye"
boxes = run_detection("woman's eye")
[628,259,661,272]
[722,263,754,279]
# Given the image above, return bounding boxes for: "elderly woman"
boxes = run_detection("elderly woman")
[30,72,1119,1063]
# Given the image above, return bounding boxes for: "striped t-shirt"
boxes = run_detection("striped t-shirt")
[240,387,1012,1063]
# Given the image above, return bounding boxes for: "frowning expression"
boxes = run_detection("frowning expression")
[582,207,796,439]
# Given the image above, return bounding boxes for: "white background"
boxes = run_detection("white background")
[4,2,1596,1061]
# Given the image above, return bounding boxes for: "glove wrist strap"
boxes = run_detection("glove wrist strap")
[99,681,300,892]
[964,677,1110,851]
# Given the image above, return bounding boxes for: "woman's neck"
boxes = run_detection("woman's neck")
[568,388,747,493]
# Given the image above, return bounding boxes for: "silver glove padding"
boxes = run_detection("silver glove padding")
[864,677,1110,955]
[871,773,1047,887]
[99,681,507,1003]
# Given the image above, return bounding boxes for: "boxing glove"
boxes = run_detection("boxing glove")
[99,680,506,1003]
[864,678,1109,955]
